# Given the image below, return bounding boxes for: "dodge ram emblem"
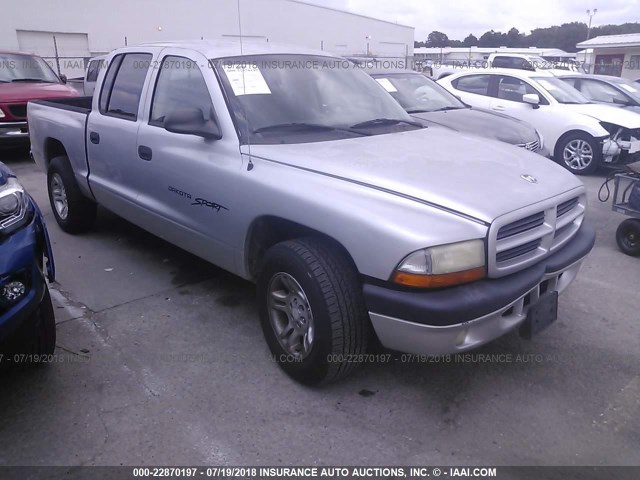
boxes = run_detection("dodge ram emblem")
[521,174,538,184]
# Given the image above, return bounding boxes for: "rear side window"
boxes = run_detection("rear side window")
[150,56,214,126]
[99,53,152,120]
[453,75,490,96]
[86,59,104,82]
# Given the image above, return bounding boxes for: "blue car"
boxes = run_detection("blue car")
[0,161,56,363]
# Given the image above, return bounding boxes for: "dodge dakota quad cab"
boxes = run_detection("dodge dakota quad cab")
[27,42,595,385]
[0,161,56,362]
[0,51,78,144]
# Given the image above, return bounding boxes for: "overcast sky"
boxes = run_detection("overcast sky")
[305,0,640,40]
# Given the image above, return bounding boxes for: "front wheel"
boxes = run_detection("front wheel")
[257,238,369,385]
[616,219,640,256]
[555,132,601,175]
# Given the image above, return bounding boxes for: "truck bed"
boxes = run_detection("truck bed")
[29,96,93,115]
[27,97,93,198]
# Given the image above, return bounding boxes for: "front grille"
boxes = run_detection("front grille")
[497,211,545,240]
[517,140,540,152]
[8,104,27,118]
[557,197,579,217]
[489,193,587,277]
[496,239,541,263]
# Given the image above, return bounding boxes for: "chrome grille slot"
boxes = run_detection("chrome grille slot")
[517,140,540,152]
[557,197,578,217]
[497,211,545,240]
[489,191,587,278]
[496,239,541,263]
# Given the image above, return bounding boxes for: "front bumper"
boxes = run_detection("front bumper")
[364,224,595,355]
[0,203,55,345]
[0,121,29,141]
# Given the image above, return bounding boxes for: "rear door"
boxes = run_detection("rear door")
[86,50,155,216]
[449,74,493,109]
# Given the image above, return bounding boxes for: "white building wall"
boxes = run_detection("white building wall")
[1,0,414,74]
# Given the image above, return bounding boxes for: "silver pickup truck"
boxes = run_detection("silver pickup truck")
[27,41,595,384]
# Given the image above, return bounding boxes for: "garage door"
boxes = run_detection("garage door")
[377,42,408,59]
[17,30,90,78]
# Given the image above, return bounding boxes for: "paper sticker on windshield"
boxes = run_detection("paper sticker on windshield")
[375,78,398,92]
[222,64,271,96]
[620,84,638,93]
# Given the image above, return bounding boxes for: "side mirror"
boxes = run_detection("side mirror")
[164,108,222,140]
[523,93,540,109]
[59,74,67,84]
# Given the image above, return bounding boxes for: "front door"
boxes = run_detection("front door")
[134,50,241,272]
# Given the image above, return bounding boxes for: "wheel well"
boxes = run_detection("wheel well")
[245,216,358,280]
[44,138,68,167]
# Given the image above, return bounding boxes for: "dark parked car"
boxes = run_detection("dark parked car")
[0,51,78,144]
[559,74,640,114]
[0,161,56,363]
[370,70,548,156]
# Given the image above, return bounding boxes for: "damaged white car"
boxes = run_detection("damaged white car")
[438,69,640,175]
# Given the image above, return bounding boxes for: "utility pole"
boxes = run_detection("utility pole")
[586,8,597,40]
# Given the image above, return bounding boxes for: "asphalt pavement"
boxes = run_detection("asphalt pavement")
[0,146,638,468]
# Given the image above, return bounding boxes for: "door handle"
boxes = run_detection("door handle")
[492,106,505,112]
[89,131,100,144]
[138,145,153,161]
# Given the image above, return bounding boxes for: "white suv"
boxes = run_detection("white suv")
[438,69,640,174]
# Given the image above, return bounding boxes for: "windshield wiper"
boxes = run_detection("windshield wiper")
[406,108,432,113]
[349,118,423,129]
[10,78,51,83]
[252,122,369,136]
[432,106,464,112]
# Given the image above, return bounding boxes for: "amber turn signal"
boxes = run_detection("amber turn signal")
[392,266,486,288]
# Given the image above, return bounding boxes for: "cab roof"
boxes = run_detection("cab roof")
[137,39,340,60]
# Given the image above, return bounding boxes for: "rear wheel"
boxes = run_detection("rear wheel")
[616,219,640,256]
[47,155,97,233]
[555,132,601,175]
[257,238,369,385]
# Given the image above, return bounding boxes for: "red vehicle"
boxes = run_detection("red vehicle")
[0,51,78,144]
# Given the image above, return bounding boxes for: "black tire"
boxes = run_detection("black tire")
[257,238,369,385]
[616,219,640,256]
[554,132,601,175]
[47,155,97,233]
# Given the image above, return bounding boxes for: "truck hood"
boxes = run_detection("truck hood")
[246,128,583,223]
[0,82,79,103]
[411,107,537,145]
[563,103,640,129]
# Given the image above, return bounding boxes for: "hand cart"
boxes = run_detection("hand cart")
[610,172,640,256]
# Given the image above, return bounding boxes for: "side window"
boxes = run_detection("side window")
[150,56,214,126]
[496,76,538,102]
[579,80,629,104]
[86,60,101,82]
[452,75,490,96]
[492,56,513,69]
[99,54,123,112]
[100,53,152,120]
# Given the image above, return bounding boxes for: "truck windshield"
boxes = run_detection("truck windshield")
[0,53,60,83]
[213,55,420,144]
[371,73,467,113]
[533,77,590,104]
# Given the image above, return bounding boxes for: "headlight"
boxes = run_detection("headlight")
[392,239,486,288]
[0,177,31,234]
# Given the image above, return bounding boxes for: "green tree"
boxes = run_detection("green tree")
[426,31,449,48]
[463,34,478,47]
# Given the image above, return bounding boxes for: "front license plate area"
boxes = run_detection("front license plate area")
[520,291,559,339]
